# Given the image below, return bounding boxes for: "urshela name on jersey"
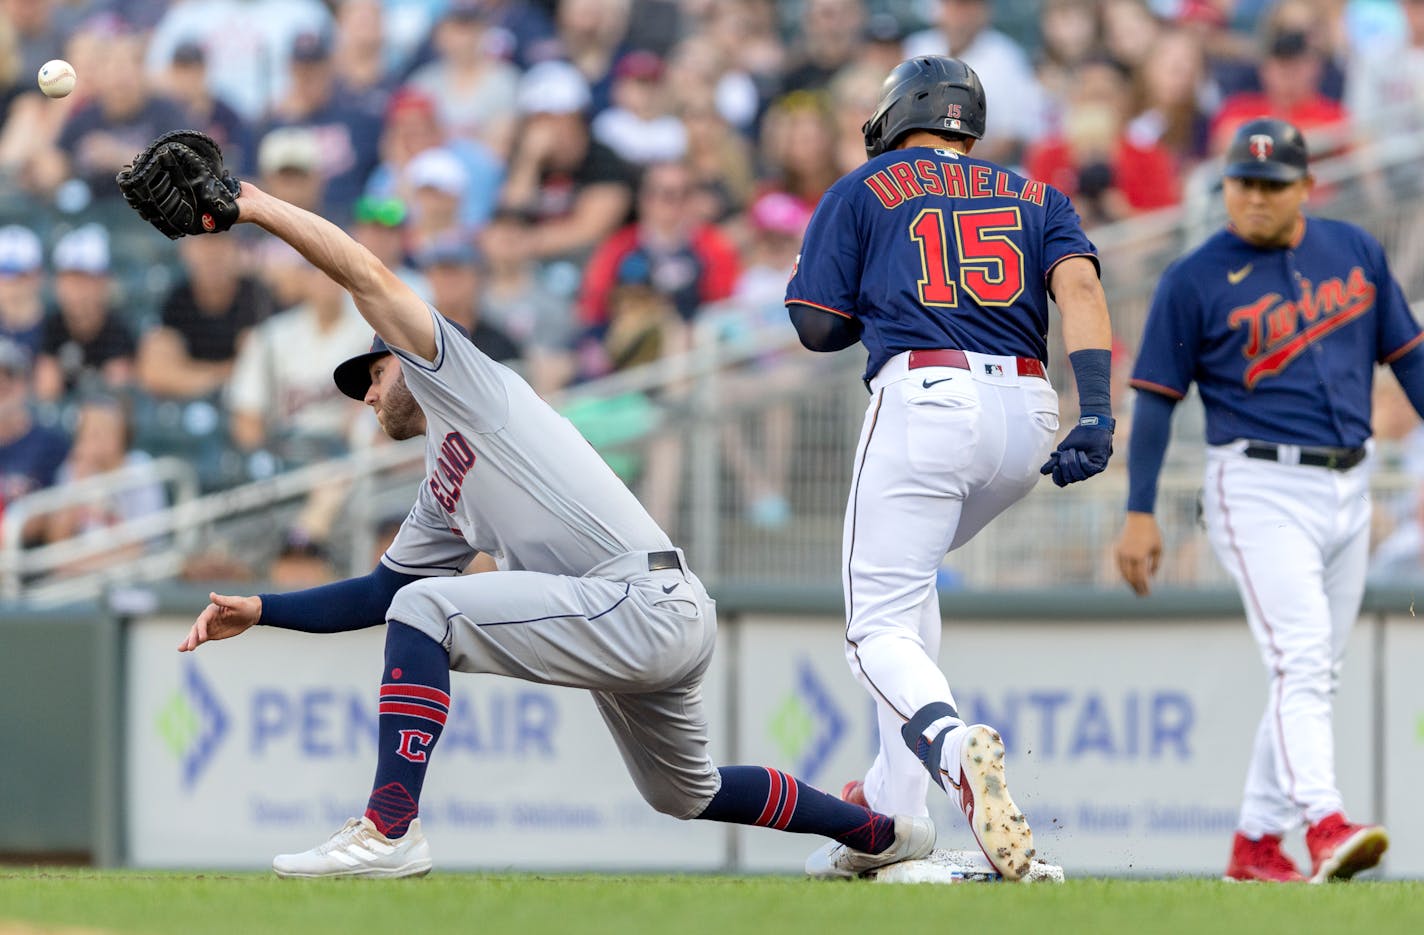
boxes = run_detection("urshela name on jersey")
[1230,268,1375,388]
[864,157,1047,209]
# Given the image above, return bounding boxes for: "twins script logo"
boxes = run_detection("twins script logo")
[1227,267,1375,388]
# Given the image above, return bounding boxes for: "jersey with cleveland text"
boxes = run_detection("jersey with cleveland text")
[1131,218,1422,447]
[381,309,673,577]
[785,146,1097,380]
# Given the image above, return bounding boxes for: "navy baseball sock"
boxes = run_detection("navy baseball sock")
[697,766,897,854]
[364,621,451,839]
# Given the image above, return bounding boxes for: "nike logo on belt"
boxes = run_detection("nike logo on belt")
[921,377,954,389]
[1228,263,1253,285]
[661,583,678,594]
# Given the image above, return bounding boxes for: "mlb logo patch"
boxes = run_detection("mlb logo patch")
[984,363,1004,376]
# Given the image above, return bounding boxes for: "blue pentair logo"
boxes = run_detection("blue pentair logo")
[768,658,846,783]
[155,661,229,789]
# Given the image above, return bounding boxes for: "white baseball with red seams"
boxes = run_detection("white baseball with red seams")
[37,59,76,99]
[1199,442,1372,836]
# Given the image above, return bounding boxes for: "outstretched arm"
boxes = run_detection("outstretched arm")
[234,181,435,361]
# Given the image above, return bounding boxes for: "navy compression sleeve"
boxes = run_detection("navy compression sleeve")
[788,303,862,352]
[1068,348,1112,417]
[1125,389,1177,514]
[258,564,425,633]
[1390,342,1424,420]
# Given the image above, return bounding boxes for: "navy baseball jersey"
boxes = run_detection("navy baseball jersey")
[1131,218,1422,447]
[785,146,1098,379]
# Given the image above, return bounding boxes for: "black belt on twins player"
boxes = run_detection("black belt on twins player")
[648,550,682,571]
[1243,441,1367,471]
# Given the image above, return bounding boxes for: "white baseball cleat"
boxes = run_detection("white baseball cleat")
[805,814,937,879]
[273,817,433,879]
[951,724,1035,881]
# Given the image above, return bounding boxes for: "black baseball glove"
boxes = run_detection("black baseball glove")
[115,130,241,239]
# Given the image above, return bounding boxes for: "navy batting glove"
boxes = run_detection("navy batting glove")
[1040,414,1115,487]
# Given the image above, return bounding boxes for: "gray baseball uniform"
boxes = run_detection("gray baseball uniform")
[382,309,720,817]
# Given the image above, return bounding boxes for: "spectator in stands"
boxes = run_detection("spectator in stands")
[52,29,188,203]
[677,95,756,223]
[226,262,369,469]
[1211,28,1348,154]
[498,61,635,278]
[416,237,521,365]
[554,0,633,116]
[903,0,1045,165]
[405,0,521,159]
[0,336,66,544]
[781,0,865,93]
[41,395,167,568]
[827,60,884,174]
[0,225,44,358]
[350,195,430,301]
[1100,0,1162,75]
[403,147,476,256]
[0,13,73,195]
[757,90,842,213]
[592,50,688,167]
[138,233,273,403]
[159,40,253,176]
[34,225,135,403]
[577,160,739,367]
[1347,0,1424,136]
[4,0,69,83]
[1024,57,1180,223]
[1036,0,1101,121]
[474,0,559,70]
[248,126,326,309]
[331,0,395,108]
[262,30,384,225]
[1257,0,1348,102]
[861,11,911,77]
[665,33,762,136]
[363,86,504,234]
[479,207,577,395]
[145,0,333,123]
[709,191,813,529]
[1127,27,1213,167]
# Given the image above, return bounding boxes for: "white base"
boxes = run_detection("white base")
[867,848,1065,885]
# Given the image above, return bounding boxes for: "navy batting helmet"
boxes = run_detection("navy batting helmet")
[1223,117,1309,183]
[862,56,986,159]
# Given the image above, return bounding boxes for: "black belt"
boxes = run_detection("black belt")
[1243,442,1367,471]
[648,550,682,571]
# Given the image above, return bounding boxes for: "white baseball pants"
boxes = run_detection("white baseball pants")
[1200,442,1372,836]
[843,351,1059,815]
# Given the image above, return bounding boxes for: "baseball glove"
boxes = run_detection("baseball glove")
[115,130,241,239]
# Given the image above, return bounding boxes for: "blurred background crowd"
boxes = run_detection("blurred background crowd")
[4,0,1424,592]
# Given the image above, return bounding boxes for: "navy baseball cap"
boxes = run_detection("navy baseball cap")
[333,320,471,400]
[1223,117,1310,183]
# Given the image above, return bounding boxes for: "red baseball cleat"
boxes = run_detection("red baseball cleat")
[1223,832,1305,882]
[841,780,869,808]
[1305,813,1388,883]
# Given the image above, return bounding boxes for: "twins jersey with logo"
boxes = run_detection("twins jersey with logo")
[786,146,1097,816]
[1132,218,1421,836]
[381,310,721,817]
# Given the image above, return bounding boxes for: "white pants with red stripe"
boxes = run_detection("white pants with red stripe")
[843,351,1059,816]
[1200,442,1372,837]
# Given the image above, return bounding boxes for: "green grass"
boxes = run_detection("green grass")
[1,871,1420,935]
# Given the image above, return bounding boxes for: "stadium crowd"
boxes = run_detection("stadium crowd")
[3,0,1424,583]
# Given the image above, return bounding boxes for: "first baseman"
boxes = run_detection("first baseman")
[785,56,1116,881]
[1115,117,1410,882]
[117,131,936,879]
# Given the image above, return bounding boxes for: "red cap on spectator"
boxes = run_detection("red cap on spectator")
[750,192,813,237]
[387,86,438,121]
[615,50,664,82]
[1176,0,1227,27]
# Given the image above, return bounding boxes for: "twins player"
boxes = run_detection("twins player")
[162,166,937,878]
[1115,118,1408,882]
[785,56,1115,881]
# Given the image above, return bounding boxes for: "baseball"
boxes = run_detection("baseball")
[38,59,76,99]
